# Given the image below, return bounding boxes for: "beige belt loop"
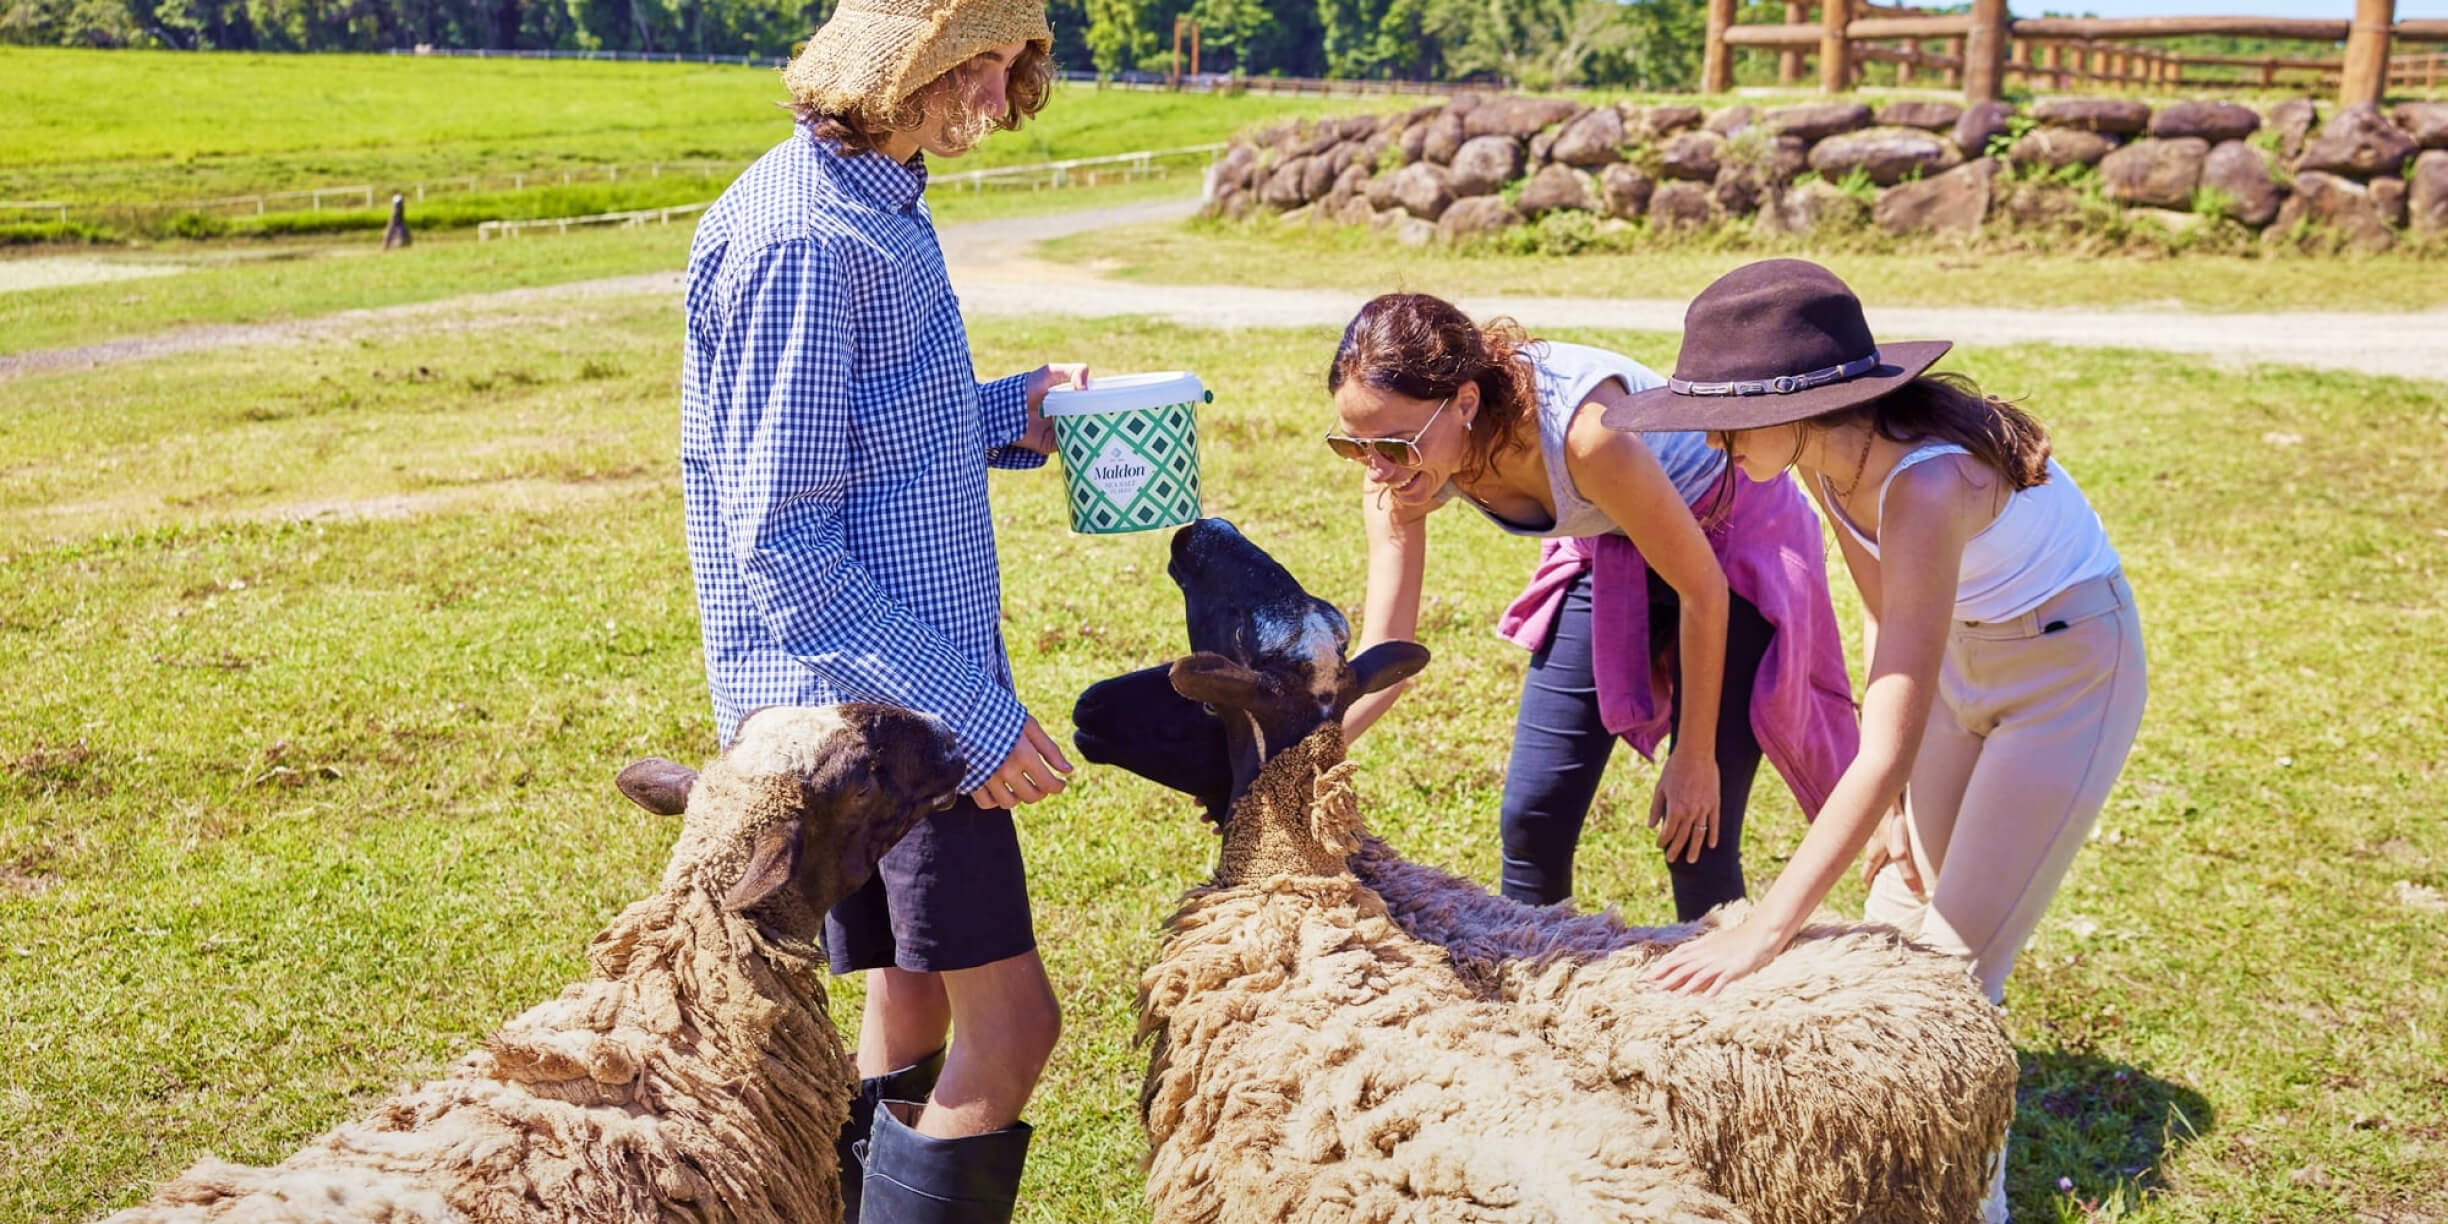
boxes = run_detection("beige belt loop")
[1956,571,2129,641]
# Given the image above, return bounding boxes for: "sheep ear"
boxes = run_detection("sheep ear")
[1169,652,1266,709]
[616,758,698,816]
[1349,641,1431,696]
[723,820,803,912]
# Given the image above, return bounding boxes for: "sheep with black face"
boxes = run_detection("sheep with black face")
[100,704,962,1224]
[1099,519,1747,1224]
[1078,518,2017,1224]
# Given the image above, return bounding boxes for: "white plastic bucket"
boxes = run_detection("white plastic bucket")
[1042,372,1208,535]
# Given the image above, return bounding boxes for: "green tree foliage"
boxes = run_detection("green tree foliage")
[1,0,1708,89]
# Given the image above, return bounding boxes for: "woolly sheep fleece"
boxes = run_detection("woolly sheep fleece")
[1141,722,2017,1224]
[98,708,913,1224]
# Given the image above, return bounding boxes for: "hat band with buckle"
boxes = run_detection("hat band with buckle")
[1668,350,1882,398]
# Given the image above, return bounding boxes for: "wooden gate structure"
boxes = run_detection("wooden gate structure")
[1700,0,2448,106]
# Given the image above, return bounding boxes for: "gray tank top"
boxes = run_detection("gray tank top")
[1443,340,1726,539]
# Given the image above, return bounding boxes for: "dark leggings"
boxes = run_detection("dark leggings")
[1498,568,1775,922]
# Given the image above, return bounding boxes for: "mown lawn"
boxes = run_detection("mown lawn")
[2,287,2444,1223]
[1043,214,2448,314]
[0,47,1390,205]
[0,173,1197,357]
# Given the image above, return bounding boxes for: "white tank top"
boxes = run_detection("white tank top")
[1821,443,2121,623]
[1437,340,1725,538]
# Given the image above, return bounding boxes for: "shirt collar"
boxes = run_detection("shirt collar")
[809,130,929,213]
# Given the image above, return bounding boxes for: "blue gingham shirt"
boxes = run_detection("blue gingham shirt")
[680,131,1045,791]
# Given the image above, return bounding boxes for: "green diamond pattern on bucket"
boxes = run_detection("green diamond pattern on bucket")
[1052,397,1201,535]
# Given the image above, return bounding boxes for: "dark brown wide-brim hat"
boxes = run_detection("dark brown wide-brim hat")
[1603,258,1952,434]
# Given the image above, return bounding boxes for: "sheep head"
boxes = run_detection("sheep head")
[1074,518,1428,823]
[617,704,962,945]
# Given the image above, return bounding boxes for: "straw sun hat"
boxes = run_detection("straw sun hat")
[783,0,1052,118]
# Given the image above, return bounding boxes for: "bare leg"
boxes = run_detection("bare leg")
[918,949,1061,1138]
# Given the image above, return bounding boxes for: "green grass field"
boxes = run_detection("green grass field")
[0,47,1389,206]
[1044,214,2448,314]
[4,268,2445,1222]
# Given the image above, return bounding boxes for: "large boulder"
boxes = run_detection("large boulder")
[1627,103,1705,140]
[1259,156,1313,208]
[1518,163,1601,215]
[1300,155,1340,203]
[2033,98,2151,135]
[1706,104,1757,136]
[2273,169,2395,251]
[1364,168,1401,212]
[1878,100,1963,133]
[1392,214,1438,247]
[1436,195,1523,241]
[1599,163,1655,218]
[1448,135,1526,197]
[1875,157,1998,236]
[2150,100,2259,143]
[1762,178,1869,236]
[1713,135,1809,212]
[2299,104,2419,179]
[1206,144,1260,199]
[1322,162,1372,212]
[1529,125,1563,167]
[2370,176,2408,228]
[2411,150,2448,232]
[2010,126,2116,169]
[1767,101,1875,141]
[1333,195,1377,227]
[1660,130,1726,181]
[2099,137,2209,209]
[1648,180,1720,229]
[1808,127,1964,187]
[2267,98,2319,162]
[1953,100,2017,159]
[1399,118,1434,164]
[1550,106,1627,167]
[1463,95,1582,140]
[2200,140,2283,227]
[2397,102,2448,150]
[1390,161,1455,220]
[1421,109,1467,165]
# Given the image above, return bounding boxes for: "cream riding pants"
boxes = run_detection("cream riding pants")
[1865,572,2148,1005]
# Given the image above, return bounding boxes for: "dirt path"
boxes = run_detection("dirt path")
[9,197,2445,384]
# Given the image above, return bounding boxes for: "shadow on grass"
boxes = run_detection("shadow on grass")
[2012,1048,2214,1220]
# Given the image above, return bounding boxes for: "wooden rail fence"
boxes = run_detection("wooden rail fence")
[1704,0,2448,105]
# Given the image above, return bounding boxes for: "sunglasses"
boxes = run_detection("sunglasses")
[1324,396,1451,468]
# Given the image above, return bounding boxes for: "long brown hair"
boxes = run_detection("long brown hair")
[1831,371,2054,489]
[1326,293,1539,487]
[793,42,1055,156]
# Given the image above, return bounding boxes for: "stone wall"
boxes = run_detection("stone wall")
[1203,93,2448,253]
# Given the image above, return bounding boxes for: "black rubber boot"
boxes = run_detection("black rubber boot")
[839,1049,945,1224]
[858,1099,1033,1224]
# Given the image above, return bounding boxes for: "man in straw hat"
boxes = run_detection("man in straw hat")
[679,1,1082,1219]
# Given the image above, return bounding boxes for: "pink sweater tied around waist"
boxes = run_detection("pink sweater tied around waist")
[1495,470,1860,817]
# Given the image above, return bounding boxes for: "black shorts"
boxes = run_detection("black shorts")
[825,795,1038,975]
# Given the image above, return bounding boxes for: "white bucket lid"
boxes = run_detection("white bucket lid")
[1041,371,1206,417]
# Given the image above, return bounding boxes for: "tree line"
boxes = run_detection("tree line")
[0,0,1717,90]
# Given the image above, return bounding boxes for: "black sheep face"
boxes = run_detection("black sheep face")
[1075,519,1428,821]
[616,704,964,941]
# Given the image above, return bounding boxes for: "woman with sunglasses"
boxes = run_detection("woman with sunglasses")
[1329,293,1859,923]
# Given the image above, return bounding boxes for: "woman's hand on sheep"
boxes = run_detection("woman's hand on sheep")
[1018,363,1091,455]
[1647,751,1721,865]
[1646,918,1784,996]
[970,716,1075,810]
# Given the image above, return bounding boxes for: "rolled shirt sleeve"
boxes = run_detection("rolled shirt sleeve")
[980,371,1048,471]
